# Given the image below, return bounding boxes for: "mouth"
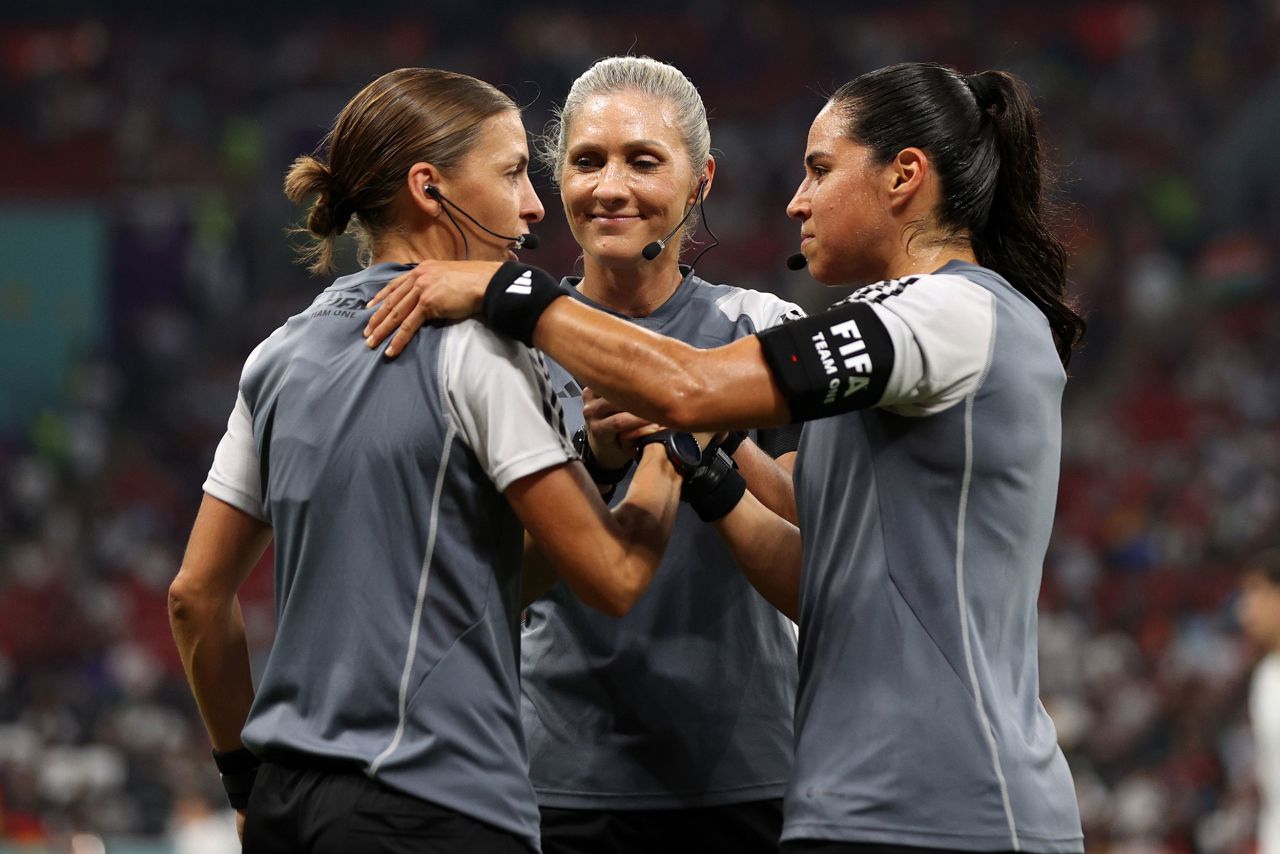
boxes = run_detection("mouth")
[589,214,642,227]
[800,235,814,249]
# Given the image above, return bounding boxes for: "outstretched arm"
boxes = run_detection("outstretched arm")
[364,261,908,432]
[363,262,790,431]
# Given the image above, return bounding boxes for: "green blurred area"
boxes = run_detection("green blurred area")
[0,205,106,431]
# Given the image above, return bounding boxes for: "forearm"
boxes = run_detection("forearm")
[169,593,256,750]
[533,299,790,431]
[733,444,798,524]
[521,533,558,609]
[712,490,803,620]
[597,444,684,610]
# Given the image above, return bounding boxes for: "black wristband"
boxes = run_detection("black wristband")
[212,747,261,811]
[573,426,633,487]
[682,448,747,522]
[717,430,749,457]
[483,262,570,346]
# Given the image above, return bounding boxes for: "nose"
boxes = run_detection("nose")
[520,175,545,224]
[786,177,811,222]
[592,160,629,206]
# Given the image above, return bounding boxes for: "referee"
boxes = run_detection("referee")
[168,68,693,853]
[366,62,1089,853]
[520,57,801,853]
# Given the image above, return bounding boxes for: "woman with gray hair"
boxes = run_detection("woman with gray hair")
[518,55,803,852]
[512,55,798,854]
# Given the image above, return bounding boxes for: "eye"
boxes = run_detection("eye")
[571,153,602,171]
[631,156,661,171]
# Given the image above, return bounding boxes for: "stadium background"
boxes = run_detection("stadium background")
[1,0,1278,851]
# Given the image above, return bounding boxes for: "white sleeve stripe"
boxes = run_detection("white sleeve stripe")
[489,447,575,493]
[202,480,269,522]
[442,321,578,489]
[870,275,997,417]
[205,389,265,517]
[713,288,805,331]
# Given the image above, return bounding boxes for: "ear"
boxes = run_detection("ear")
[407,162,445,216]
[690,156,717,205]
[886,147,927,213]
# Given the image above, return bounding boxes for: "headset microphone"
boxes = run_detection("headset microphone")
[424,184,538,256]
[642,177,709,262]
[786,253,808,270]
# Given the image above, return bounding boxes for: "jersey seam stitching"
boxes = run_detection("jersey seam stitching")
[370,424,456,775]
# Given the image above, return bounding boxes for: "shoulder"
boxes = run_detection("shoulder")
[441,318,548,382]
[690,278,805,331]
[238,324,290,392]
[834,271,991,309]
[442,316,525,359]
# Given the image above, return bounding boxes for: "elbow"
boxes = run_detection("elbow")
[168,576,196,627]
[589,563,650,618]
[596,577,643,618]
[168,572,217,628]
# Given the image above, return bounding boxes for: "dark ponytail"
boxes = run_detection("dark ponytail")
[831,63,1086,366]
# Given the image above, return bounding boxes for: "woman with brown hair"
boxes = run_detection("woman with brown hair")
[169,67,701,853]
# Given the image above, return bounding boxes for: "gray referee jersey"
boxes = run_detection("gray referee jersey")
[202,263,576,852]
[521,269,802,809]
[785,261,1082,851]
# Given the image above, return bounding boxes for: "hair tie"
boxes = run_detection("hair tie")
[330,198,354,235]
[965,73,998,113]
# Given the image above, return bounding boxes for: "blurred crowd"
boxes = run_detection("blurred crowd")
[1,1,1278,851]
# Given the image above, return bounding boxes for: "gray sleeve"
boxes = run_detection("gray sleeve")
[441,321,578,492]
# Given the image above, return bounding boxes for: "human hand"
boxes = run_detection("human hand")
[583,387,657,470]
[237,809,246,842]
[363,260,504,358]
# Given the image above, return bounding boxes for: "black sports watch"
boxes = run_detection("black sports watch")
[634,430,703,477]
[572,425,633,487]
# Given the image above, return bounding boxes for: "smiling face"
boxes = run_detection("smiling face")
[441,110,544,261]
[559,90,704,269]
[786,102,895,286]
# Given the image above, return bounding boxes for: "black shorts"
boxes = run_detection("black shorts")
[782,842,1019,854]
[539,799,783,854]
[243,759,532,853]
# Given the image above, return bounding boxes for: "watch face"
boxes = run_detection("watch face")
[670,433,702,470]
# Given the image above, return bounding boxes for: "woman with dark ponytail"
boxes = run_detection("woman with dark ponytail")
[369,60,1086,853]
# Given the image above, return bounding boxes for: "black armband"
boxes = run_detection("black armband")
[682,448,747,522]
[212,746,261,810]
[483,262,571,346]
[756,301,894,423]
